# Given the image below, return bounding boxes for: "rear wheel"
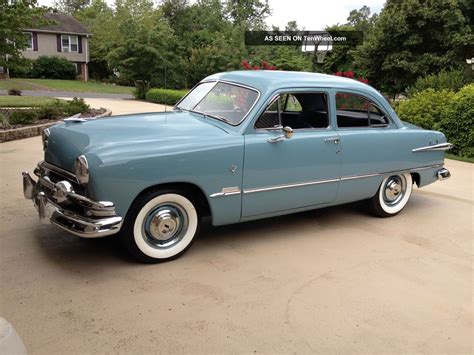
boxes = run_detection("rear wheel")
[369,173,413,217]
[120,189,200,263]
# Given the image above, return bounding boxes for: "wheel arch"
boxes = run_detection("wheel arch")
[128,182,212,220]
[410,172,420,187]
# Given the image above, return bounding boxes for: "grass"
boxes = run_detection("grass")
[0,78,133,94]
[446,153,474,164]
[0,95,65,107]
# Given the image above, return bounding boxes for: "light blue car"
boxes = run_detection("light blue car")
[22,71,452,262]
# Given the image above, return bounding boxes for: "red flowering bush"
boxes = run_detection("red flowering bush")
[334,70,369,84]
[241,59,277,71]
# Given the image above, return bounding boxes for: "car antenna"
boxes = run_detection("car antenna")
[164,63,167,115]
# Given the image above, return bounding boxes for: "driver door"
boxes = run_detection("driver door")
[241,92,341,218]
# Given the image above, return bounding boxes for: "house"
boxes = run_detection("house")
[21,13,92,81]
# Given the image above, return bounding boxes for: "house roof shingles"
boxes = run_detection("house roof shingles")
[26,13,92,35]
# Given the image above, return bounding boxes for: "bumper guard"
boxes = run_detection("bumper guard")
[22,162,122,238]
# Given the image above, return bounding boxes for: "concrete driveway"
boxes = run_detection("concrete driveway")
[0,117,472,353]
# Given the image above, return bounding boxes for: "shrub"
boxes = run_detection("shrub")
[146,88,188,105]
[9,110,39,125]
[438,84,474,158]
[133,81,151,100]
[62,97,90,116]
[36,101,65,120]
[31,56,76,80]
[8,88,22,96]
[395,89,455,130]
[0,112,8,129]
[9,58,34,78]
[409,69,474,96]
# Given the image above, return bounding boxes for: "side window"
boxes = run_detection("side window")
[336,92,389,128]
[255,92,329,130]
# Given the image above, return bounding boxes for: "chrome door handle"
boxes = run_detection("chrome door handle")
[324,137,339,144]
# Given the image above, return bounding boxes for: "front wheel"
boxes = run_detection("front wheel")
[369,173,413,217]
[120,190,200,263]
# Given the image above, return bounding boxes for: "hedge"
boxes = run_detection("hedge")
[438,84,474,158]
[409,69,474,96]
[146,88,188,105]
[396,89,454,130]
[396,84,474,158]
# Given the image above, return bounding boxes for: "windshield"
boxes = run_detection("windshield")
[176,81,259,125]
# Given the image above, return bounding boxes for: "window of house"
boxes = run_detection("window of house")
[336,92,389,128]
[61,35,78,52]
[255,93,329,130]
[25,32,33,50]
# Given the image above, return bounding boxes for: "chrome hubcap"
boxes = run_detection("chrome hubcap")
[383,175,406,206]
[143,204,188,249]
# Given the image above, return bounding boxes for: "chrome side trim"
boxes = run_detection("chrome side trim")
[242,164,443,195]
[210,186,241,198]
[244,178,339,194]
[340,172,380,181]
[412,143,453,152]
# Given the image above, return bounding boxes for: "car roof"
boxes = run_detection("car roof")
[204,70,375,95]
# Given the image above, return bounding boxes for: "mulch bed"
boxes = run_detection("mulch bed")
[0,107,106,130]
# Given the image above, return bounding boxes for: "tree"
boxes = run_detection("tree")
[224,0,271,29]
[354,0,473,95]
[0,0,47,71]
[346,5,377,33]
[106,0,178,97]
[74,0,115,79]
[54,0,90,14]
[317,6,377,74]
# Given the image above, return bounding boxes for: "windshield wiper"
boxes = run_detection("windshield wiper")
[190,110,232,124]
[206,113,232,123]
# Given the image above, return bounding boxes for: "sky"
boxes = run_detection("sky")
[36,0,385,29]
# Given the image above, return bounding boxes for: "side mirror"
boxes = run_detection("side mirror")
[283,126,293,139]
[267,126,294,143]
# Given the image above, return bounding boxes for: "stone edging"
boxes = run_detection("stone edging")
[0,108,112,143]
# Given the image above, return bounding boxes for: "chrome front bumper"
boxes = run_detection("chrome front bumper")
[22,162,123,238]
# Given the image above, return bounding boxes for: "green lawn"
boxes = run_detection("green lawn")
[0,78,133,94]
[0,95,65,107]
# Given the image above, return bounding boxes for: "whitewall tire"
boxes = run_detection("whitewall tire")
[370,173,413,217]
[121,190,200,263]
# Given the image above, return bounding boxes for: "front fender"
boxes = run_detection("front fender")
[86,136,244,226]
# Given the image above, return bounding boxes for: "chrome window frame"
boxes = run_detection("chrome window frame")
[174,79,261,126]
[253,90,333,132]
[334,91,394,130]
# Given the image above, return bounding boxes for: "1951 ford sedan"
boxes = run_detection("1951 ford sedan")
[22,71,452,262]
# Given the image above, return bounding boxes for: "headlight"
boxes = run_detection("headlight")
[42,128,50,151]
[75,155,89,185]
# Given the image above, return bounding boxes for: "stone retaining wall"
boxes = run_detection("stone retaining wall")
[0,108,111,143]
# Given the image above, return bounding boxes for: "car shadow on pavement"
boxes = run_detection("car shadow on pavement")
[32,201,369,268]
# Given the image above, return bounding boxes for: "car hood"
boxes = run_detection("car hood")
[45,111,231,172]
